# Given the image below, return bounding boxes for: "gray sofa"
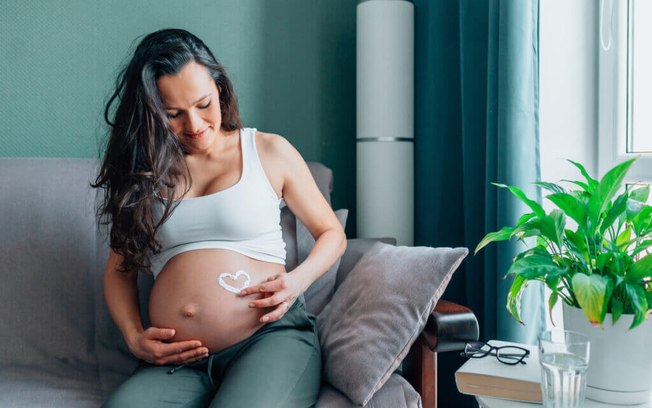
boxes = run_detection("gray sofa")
[0,157,478,407]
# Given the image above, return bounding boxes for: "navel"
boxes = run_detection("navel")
[180,303,200,319]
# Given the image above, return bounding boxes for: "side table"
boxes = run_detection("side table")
[477,394,652,407]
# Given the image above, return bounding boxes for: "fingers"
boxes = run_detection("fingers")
[259,300,293,323]
[247,293,287,309]
[238,273,301,323]
[144,327,176,341]
[239,274,285,297]
[152,342,209,366]
[138,327,209,365]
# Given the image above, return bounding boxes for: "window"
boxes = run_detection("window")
[599,0,652,182]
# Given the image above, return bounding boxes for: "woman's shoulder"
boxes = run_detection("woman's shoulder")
[251,129,307,185]
[253,130,301,162]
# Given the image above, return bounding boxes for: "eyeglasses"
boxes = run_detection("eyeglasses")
[460,341,530,365]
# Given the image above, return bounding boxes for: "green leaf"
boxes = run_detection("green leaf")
[601,279,614,323]
[596,252,612,273]
[572,273,609,325]
[515,212,537,227]
[588,158,636,228]
[493,183,545,218]
[631,206,652,237]
[628,252,652,281]
[632,240,652,257]
[475,226,515,254]
[625,282,648,313]
[616,227,632,250]
[614,274,625,287]
[630,314,646,330]
[563,180,590,192]
[506,275,527,324]
[565,229,587,252]
[563,229,590,266]
[625,282,649,329]
[512,247,550,263]
[547,193,587,227]
[536,235,548,248]
[627,199,647,220]
[548,290,559,327]
[645,289,652,316]
[534,181,567,194]
[540,210,566,249]
[630,185,650,203]
[571,190,591,203]
[610,297,623,324]
[600,191,628,235]
[568,159,599,193]
[545,273,563,290]
[507,253,565,280]
[512,219,541,240]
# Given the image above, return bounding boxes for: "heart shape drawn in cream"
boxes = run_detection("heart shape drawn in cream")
[218,270,251,294]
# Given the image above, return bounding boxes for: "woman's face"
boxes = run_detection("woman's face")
[156,61,222,154]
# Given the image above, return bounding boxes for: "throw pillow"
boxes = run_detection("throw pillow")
[298,209,348,315]
[334,237,396,290]
[317,242,468,406]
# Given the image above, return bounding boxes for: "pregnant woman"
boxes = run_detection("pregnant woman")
[94,28,346,408]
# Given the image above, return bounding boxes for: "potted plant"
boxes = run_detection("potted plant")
[475,157,652,404]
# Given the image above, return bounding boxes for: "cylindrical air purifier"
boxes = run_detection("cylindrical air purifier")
[357,0,414,245]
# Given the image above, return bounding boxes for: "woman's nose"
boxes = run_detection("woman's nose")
[185,111,203,133]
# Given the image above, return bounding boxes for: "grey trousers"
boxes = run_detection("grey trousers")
[103,300,321,408]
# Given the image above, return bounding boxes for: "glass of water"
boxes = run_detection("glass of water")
[538,330,590,408]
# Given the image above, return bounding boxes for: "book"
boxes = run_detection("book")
[455,340,542,403]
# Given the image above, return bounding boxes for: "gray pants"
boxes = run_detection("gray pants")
[103,300,321,408]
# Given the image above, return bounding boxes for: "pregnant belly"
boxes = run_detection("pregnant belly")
[148,249,286,353]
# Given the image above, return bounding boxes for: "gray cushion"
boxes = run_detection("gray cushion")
[0,158,98,370]
[281,206,299,270]
[316,373,422,408]
[0,366,105,407]
[300,209,348,315]
[335,238,397,289]
[318,242,468,406]
[94,204,140,396]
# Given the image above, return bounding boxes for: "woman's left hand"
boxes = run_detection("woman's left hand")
[239,272,305,323]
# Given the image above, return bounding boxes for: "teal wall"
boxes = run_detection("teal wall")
[0,0,357,228]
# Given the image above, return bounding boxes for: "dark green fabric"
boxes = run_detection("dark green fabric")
[414,1,545,405]
[103,300,321,408]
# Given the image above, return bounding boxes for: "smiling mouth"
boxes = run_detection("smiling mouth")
[185,129,208,139]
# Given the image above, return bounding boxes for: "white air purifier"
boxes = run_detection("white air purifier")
[357,0,414,245]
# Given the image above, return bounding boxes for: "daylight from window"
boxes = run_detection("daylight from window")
[629,0,652,153]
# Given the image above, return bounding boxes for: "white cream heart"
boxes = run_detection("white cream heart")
[218,270,251,294]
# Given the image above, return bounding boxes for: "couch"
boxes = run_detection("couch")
[0,157,478,407]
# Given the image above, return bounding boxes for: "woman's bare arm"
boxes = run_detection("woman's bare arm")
[104,250,209,365]
[241,133,347,322]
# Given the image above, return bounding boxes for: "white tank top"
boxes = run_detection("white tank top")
[150,128,286,278]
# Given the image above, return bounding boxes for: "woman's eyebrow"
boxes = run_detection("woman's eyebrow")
[164,93,212,110]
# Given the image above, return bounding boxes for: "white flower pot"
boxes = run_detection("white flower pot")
[563,303,652,405]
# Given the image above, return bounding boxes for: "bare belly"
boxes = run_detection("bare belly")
[149,249,286,353]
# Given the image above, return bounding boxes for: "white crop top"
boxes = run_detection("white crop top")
[149,128,286,278]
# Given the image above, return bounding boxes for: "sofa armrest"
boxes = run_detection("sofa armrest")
[420,299,479,352]
[403,300,478,408]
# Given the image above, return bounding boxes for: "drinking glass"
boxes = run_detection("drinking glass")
[538,330,590,408]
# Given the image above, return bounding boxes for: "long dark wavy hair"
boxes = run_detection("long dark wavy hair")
[93,28,243,273]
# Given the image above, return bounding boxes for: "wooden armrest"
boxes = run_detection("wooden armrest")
[420,299,479,352]
[403,300,479,408]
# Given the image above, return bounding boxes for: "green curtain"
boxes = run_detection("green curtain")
[414,1,545,405]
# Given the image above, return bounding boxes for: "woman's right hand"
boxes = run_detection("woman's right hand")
[127,327,209,365]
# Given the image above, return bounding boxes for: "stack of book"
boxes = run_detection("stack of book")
[455,340,542,403]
